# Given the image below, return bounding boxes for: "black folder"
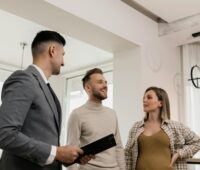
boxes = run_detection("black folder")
[64,133,116,167]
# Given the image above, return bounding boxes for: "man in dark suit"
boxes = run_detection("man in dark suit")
[0,30,90,170]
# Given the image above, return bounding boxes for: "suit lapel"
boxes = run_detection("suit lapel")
[26,66,61,133]
[47,84,62,126]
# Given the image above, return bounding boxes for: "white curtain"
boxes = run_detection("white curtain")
[182,43,200,130]
[181,43,200,170]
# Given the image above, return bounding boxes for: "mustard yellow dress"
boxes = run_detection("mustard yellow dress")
[136,130,173,170]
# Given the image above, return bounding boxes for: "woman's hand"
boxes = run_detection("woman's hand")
[170,152,180,168]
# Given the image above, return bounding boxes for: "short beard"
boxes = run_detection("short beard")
[52,69,60,75]
[93,91,107,101]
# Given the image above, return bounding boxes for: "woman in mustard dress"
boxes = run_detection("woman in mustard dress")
[125,86,200,170]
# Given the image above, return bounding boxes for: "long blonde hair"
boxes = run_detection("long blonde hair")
[144,86,170,121]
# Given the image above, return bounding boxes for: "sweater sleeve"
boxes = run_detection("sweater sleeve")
[67,110,81,170]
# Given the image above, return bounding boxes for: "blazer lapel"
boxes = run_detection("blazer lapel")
[27,66,61,133]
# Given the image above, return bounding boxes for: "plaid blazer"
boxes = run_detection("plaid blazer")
[125,120,200,170]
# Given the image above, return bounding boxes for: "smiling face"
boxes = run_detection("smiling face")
[85,73,108,102]
[143,90,162,113]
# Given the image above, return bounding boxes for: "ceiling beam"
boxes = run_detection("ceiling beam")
[158,13,200,36]
[121,0,167,23]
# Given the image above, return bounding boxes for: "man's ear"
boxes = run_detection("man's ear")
[49,44,55,57]
[85,83,91,92]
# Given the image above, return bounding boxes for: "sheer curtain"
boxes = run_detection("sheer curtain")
[181,43,200,169]
[181,43,200,131]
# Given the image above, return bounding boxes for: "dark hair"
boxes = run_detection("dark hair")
[144,86,170,121]
[31,30,66,57]
[82,68,103,88]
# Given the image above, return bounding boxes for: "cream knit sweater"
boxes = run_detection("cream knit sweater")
[67,101,126,170]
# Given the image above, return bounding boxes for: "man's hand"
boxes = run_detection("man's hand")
[79,155,95,165]
[56,145,83,164]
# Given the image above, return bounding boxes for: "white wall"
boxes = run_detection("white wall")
[140,40,181,121]
[114,48,143,144]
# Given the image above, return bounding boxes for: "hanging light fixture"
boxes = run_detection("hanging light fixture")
[20,42,27,70]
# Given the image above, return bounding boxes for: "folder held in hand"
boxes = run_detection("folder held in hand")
[64,133,116,167]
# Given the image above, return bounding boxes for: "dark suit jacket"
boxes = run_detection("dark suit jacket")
[0,65,62,170]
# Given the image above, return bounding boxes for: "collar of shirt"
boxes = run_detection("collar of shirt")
[138,119,170,127]
[32,64,48,84]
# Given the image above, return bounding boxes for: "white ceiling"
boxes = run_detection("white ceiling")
[0,9,113,74]
[1,0,199,74]
[132,0,200,22]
